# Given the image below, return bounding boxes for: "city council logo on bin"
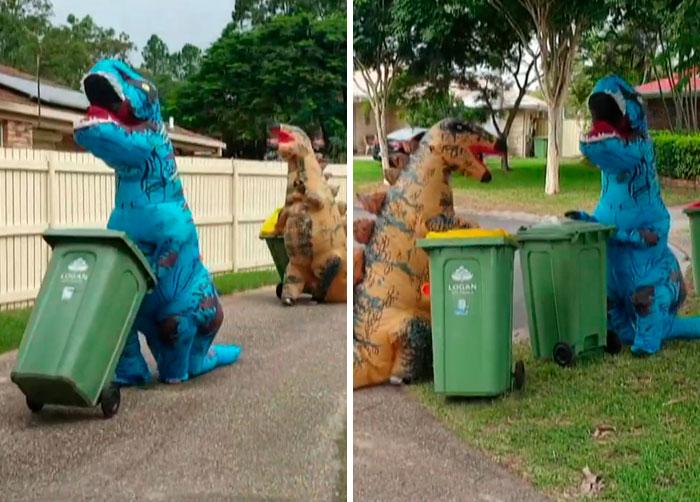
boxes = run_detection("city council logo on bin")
[455,298,469,316]
[68,258,89,272]
[61,257,89,283]
[451,266,473,282]
[449,265,477,295]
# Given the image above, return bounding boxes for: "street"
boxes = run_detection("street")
[0,287,346,501]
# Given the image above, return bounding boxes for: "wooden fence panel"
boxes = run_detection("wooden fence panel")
[0,149,346,309]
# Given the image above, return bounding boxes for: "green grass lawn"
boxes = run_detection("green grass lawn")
[0,268,279,355]
[354,158,698,214]
[412,274,700,500]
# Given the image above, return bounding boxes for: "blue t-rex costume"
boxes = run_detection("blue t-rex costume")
[570,74,700,354]
[74,59,241,384]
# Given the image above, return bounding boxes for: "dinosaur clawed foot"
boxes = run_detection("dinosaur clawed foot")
[212,344,242,366]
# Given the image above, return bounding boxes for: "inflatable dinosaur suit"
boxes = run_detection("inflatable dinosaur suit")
[353,118,502,389]
[74,59,241,384]
[269,124,347,305]
[572,74,700,354]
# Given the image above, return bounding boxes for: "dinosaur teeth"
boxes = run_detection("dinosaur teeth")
[580,131,620,144]
[74,117,115,129]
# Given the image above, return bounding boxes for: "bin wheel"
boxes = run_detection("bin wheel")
[26,397,43,413]
[605,330,622,355]
[513,360,526,391]
[275,283,283,299]
[553,342,575,367]
[100,384,120,419]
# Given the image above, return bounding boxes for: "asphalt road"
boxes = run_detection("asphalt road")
[353,213,549,502]
[0,287,346,501]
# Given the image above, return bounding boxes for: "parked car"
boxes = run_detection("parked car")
[372,127,428,161]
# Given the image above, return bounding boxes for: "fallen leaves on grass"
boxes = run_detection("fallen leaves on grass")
[662,397,687,407]
[580,466,605,497]
[592,424,616,441]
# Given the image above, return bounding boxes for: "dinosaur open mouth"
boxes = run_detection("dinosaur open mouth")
[76,73,144,130]
[268,126,294,149]
[469,138,505,171]
[582,92,632,143]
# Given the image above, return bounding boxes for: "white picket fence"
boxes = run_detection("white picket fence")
[0,148,347,310]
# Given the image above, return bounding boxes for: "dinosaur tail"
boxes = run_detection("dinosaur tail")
[669,316,700,340]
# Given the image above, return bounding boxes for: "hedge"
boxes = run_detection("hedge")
[651,131,700,180]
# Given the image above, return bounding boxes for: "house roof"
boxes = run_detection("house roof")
[636,74,700,97]
[450,84,547,111]
[352,70,547,111]
[0,65,88,110]
[0,64,225,149]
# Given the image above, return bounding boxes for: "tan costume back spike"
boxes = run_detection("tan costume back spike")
[353,118,504,389]
[270,124,347,305]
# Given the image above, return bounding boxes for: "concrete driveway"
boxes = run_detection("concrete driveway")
[0,287,346,501]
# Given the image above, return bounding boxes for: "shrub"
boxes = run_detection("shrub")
[651,130,700,180]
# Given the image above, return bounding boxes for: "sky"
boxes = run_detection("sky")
[51,0,237,64]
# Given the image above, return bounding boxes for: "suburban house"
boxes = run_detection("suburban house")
[635,75,700,130]
[353,71,552,157]
[0,64,225,156]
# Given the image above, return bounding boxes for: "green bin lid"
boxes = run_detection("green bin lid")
[43,228,157,288]
[516,220,615,241]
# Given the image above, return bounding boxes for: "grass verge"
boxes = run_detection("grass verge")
[214,268,279,295]
[0,269,279,355]
[354,158,697,215]
[411,273,700,500]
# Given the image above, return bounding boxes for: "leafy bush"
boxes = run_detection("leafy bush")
[652,131,700,180]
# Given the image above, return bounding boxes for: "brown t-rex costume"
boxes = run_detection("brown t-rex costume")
[269,124,347,305]
[353,118,503,389]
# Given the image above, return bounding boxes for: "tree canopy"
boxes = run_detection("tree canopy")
[231,0,345,28]
[0,0,133,88]
[173,12,346,160]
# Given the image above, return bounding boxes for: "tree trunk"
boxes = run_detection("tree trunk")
[372,101,391,185]
[499,135,510,171]
[545,102,562,195]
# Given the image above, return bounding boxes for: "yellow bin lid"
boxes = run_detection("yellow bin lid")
[425,228,509,239]
[259,208,282,238]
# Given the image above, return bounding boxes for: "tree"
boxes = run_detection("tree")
[173,43,202,80]
[142,34,172,76]
[393,0,537,171]
[354,0,405,174]
[173,13,346,160]
[399,88,486,128]
[232,0,345,28]
[0,0,51,72]
[489,0,609,194]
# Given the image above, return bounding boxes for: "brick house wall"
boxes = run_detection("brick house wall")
[3,119,33,148]
[643,96,700,131]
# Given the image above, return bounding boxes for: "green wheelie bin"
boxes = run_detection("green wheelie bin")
[517,220,617,366]
[11,229,156,418]
[682,201,700,294]
[417,228,525,397]
[259,208,289,299]
[259,207,313,299]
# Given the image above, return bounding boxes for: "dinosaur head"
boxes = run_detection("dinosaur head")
[269,124,315,163]
[425,118,504,183]
[74,59,165,167]
[581,75,647,144]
